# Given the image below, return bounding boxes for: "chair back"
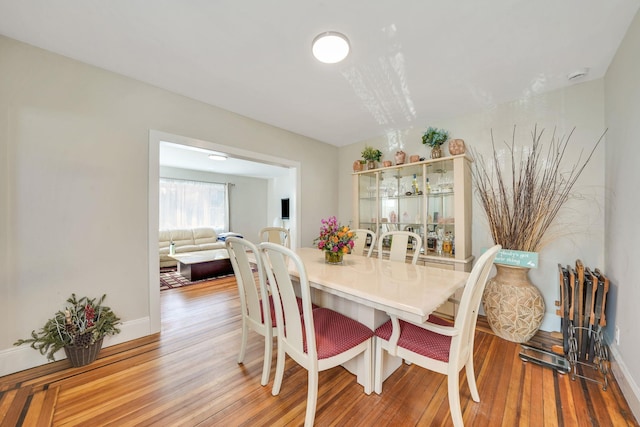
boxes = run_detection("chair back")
[452,245,501,365]
[259,226,290,248]
[260,242,316,363]
[225,237,270,329]
[352,229,376,257]
[377,230,422,264]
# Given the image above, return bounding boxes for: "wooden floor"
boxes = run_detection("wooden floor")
[1,276,638,426]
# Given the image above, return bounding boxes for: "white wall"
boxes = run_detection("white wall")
[0,36,338,375]
[268,173,297,246]
[604,9,640,419]
[159,165,268,240]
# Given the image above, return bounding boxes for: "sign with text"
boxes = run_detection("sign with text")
[482,248,539,268]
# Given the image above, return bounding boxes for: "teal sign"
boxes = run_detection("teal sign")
[483,248,538,268]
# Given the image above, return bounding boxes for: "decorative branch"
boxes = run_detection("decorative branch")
[470,125,605,252]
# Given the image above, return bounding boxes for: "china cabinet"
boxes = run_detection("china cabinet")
[352,154,473,273]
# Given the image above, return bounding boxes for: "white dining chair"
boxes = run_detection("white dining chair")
[377,230,422,264]
[373,245,501,427]
[259,226,290,248]
[352,229,376,257]
[260,242,374,427]
[225,236,275,386]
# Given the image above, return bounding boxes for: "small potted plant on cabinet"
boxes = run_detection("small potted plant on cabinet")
[422,127,449,159]
[361,145,383,170]
[14,293,121,366]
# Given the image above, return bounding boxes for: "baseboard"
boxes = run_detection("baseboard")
[0,317,151,377]
[608,343,640,422]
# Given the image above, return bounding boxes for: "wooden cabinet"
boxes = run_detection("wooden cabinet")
[352,154,473,273]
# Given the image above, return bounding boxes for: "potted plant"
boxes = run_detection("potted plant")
[421,127,449,158]
[14,293,121,366]
[361,145,383,170]
[470,126,604,342]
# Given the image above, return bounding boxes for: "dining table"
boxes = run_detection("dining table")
[287,247,470,388]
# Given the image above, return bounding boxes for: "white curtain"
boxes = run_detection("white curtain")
[159,178,228,231]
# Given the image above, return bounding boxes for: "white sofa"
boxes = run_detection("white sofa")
[159,227,226,268]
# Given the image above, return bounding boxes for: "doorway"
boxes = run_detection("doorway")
[148,130,300,332]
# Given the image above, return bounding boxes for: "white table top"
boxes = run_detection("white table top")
[292,247,469,324]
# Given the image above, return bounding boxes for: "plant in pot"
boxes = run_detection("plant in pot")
[14,293,121,366]
[422,127,449,159]
[361,145,382,170]
[470,126,604,343]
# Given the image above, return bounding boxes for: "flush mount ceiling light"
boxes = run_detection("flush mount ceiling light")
[208,154,227,161]
[312,31,350,63]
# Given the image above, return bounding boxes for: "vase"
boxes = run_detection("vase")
[448,138,466,155]
[325,251,344,265]
[353,160,364,172]
[430,146,443,159]
[382,160,392,167]
[367,160,377,170]
[64,337,104,367]
[482,264,545,343]
[395,151,406,165]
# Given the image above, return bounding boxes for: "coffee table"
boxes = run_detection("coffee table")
[168,249,233,281]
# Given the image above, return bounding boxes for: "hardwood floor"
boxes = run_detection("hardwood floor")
[1,276,637,426]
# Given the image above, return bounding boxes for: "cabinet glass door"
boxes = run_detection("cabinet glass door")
[358,172,377,232]
[425,160,455,256]
[379,165,424,249]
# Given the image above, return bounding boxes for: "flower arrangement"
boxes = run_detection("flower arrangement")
[361,145,383,162]
[14,293,121,361]
[313,216,356,254]
[422,127,449,147]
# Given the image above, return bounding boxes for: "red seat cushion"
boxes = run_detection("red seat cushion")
[304,308,374,359]
[375,315,453,362]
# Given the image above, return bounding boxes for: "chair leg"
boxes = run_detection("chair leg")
[304,369,319,427]
[238,319,248,364]
[374,338,383,394]
[271,343,285,396]
[465,359,480,402]
[260,333,272,386]
[363,339,372,395]
[448,371,464,427]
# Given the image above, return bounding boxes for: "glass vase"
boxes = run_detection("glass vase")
[325,251,344,265]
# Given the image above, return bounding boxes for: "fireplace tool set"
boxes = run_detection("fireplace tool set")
[519,260,610,391]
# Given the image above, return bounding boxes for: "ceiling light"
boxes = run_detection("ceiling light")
[312,31,350,64]
[208,154,227,161]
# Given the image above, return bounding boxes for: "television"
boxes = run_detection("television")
[281,198,290,219]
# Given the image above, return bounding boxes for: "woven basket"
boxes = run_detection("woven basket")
[63,338,104,367]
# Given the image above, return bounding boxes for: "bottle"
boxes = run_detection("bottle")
[443,232,452,255]
[427,231,436,251]
[436,228,444,255]
[412,174,419,194]
[365,229,372,246]
[425,178,431,194]
[169,241,176,255]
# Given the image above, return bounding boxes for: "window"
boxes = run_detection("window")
[159,178,228,231]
